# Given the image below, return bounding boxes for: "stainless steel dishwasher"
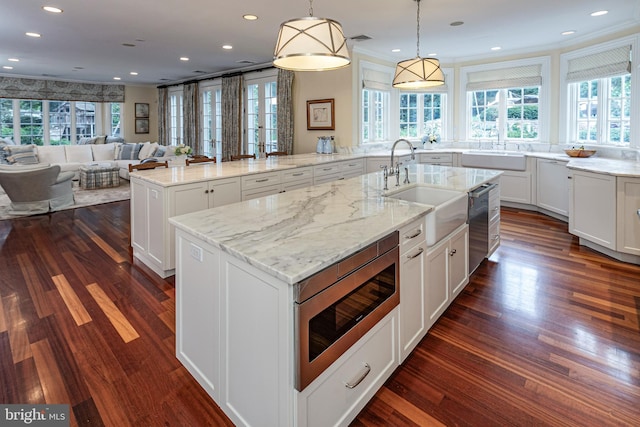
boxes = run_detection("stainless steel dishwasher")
[468,183,497,274]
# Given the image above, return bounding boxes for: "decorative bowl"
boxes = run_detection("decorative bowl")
[565,149,596,158]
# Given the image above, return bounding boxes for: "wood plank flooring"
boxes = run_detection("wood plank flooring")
[0,202,638,426]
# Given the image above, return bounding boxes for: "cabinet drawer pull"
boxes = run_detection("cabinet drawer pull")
[322,167,334,171]
[255,178,269,183]
[347,163,357,167]
[449,249,457,256]
[406,247,424,259]
[345,363,371,389]
[404,229,422,239]
[292,172,304,176]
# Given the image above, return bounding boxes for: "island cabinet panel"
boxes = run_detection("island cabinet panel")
[570,170,617,250]
[340,159,365,179]
[241,171,282,200]
[282,166,313,192]
[296,309,399,427]
[175,231,221,400]
[488,180,501,257]
[398,219,428,362]
[313,163,342,185]
[425,224,469,329]
[537,158,570,216]
[617,177,640,256]
[219,253,295,427]
[420,153,453,166]
[130,179,166,271]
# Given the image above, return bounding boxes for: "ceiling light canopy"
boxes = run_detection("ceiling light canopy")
[393,0,444,89]
[273,0,350,71]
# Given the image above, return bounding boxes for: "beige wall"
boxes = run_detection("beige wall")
[122,85,158,143]
[293,66,353,153]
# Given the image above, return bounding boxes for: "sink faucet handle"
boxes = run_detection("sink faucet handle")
[381,165,389,191]
[403,167,410,184]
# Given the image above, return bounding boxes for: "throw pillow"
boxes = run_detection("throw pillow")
[117,143,143,160]
[138,142,159,160]
[5,145,39,165]
[154,146,166,157]
[94,135,107,144]
[0,143,9,164]
[106,136,125,144]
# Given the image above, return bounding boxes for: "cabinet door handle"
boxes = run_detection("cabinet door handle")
[255,178,269,183]
[449,249,457,256]
[204,189,209,194]
[407,247,424,259]
[404,229,422,239]
[637,209,640,219]
[345,363,371,389]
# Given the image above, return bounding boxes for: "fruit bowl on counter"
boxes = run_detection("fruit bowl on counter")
[565,148,597,158]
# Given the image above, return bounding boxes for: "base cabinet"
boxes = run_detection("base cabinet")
[617,177,640,256]
[570,170,617,250]
[426,224,469,329]
[536,159,569,216]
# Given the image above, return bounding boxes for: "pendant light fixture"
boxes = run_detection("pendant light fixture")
[393,0,444,88]
[273,0,350,71]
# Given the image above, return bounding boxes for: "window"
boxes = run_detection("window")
[110,103,122,137]
[469,87,539,140]
[571,75,631,145]
[362,89,389,143]
[20,100,44,145]
[462,58,548,143]
[169,89,183,145]
[563,42,632,146]
[245,75,277,155]
[1,99,106,145]
[201,84,221,158]
[399,93,443,138]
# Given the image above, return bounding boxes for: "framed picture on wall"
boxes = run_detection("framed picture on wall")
[135,102,149,118]
[135,118,149,134]
[307,98,335,130]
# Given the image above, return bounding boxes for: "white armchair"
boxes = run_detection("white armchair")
[0,164,75,215]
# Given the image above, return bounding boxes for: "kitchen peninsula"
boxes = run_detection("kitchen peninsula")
[168,165,501,427]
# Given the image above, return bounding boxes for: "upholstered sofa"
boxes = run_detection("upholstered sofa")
[2,140,179,180]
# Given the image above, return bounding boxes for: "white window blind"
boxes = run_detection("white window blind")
[566,45,631,82]
[362,68,392,91]
[466,65,542,91]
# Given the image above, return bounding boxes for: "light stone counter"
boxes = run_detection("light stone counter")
[564,157,640,177]
[169,164,501,284]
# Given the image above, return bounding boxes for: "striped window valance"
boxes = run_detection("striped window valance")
[362,68,392,91]
[566,45,631,82]
[0,77,125,102]
[466,64,542,91]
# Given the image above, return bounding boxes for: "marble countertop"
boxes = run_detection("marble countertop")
[131,149,639,186]
[169,164,502,285]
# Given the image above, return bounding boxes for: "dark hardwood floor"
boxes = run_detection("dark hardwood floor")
[0,202,638,426]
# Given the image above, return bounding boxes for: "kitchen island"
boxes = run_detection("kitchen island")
[168,164,501,427]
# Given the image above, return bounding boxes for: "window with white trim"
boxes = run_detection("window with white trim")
[245,73,278,156]
[109,103,122,137]
[361,63,393,143]
[565,44,632,146]
[465,63,544,142]
[399,92,444,139]
[169,88,183,145]
[201,83,221,158]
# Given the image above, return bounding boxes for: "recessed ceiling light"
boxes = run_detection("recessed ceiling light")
[243,14,258,21]
[427,53,438,57]
[130,71,138,76]
[180,57,190,61]
[113,77,121,80]
[8,58,19,62]
[26,32,41,38]
[42,6,63,13]
[3,66,14,70]
[391,48,401,53]
[222,45,233,50]
[491,46,502,51]
[591,10,608,17]
[561,30,576,36]
[450,21,464,27]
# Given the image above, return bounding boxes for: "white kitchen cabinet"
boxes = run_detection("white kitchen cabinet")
[569,170,617,250]
[282,166,313,191]
[425,224,469,329]
[537,158,569,217]
[398,219,427,362]
[500,170,532,204]
[241,171,282,200]
[617,176,640,256]
[366,155,413,174]
[420,153,453,166]
[175,231,221,401]
[488,181,501,257]
[314,159,365,184]
[340,159,365,179]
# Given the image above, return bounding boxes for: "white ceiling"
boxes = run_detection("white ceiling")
[1,0,639,86]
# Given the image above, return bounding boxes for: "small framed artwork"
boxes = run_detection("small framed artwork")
[135,118,149,134]
[307,98,335,130]
[135,102,149,118]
